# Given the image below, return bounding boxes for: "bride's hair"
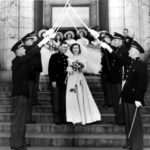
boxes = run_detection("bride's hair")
[70,43,81,54]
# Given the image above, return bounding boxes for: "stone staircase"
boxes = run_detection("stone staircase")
[0,74,150,150]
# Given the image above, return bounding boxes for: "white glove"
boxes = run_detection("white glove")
[44,28,55,37]
[101,42,113,53]
[49,32,56,39]
[38,36,50,47]
[52,82,57,88]
[135,101,142,107]
[88,29,100,39]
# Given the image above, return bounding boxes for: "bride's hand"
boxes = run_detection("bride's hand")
[67,66,73,74]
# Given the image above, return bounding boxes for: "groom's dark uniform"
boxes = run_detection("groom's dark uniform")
[48,51,68,124]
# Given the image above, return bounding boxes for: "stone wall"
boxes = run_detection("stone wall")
[141,0,150,50]
[0,0,34,70]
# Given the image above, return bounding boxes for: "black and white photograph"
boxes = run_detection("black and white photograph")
[0,0,150,150]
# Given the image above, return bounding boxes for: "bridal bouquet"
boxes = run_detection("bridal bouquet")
[71,60,84,72]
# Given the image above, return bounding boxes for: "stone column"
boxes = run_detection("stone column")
[140,0,150,50]
[109,0,124,34]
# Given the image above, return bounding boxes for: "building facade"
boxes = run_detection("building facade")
[0,0,150,70]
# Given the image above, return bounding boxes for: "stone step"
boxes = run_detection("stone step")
[1,146,150,150]
[0,113,150,123]
[0,83,150,93]
[0,105,150,114]
[0,86,102,92]
[0,98,104,106]
[1,122,150,134]
[0,92,105,99]
[0,92,150,100]
[0,75,101,84]
[0,113,112,123]
[0,122,124,134]
[0,132,150,147]
[0,97,150,107]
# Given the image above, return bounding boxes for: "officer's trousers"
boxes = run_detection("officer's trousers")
[109,83,125,124]
[10,95,27,148]
[32,72,40,104]
[101,75,113,106]
[26,80,35,122]
[124,103,143,150]
[52,86,66,124]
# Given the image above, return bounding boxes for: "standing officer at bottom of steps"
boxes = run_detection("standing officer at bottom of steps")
[102,40,148,150]
[10,36,49,150]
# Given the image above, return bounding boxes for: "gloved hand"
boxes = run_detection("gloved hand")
[49,32,56,39]
[43,28,56,39]
[52,82,57,88]
[38,36,50,47]
[88,29,100,39]
[101,42,113,53]
[135,101,142,107]
[44,28,55,37]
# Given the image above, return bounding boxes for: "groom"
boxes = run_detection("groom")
[48,41,68,124]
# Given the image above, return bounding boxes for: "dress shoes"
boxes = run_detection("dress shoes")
[122,145,132,149]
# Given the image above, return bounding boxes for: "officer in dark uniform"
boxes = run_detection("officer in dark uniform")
[122,41,147,150]
[23,32,42,105]
[21,34,36,124]
[105,40,147,150]
[21,32,42,123]
[110,32,126,125]
[30,31,43,105]
[101,32,114,107]
[48,41,68,124]
[123,29,133,50]
[10,37,48,150]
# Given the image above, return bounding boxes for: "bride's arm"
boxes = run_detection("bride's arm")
[66,58,73,74]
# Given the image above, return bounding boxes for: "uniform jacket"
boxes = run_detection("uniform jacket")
[105,46,122,84]
[121,59,147,105]
[101,44,112,74]
[111,50,148,105]
[12,46,40,97]
[48,52,68,87]
[25,41,42,73]
[123,36,133,50]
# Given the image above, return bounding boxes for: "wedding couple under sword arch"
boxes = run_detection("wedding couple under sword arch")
[43,2,112,125]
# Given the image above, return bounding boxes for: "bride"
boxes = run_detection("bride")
[66,43,101,125]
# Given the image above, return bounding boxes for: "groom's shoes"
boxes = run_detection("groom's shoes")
[122,145,132,149]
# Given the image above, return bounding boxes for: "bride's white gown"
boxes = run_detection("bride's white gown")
[66,55,101,125]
